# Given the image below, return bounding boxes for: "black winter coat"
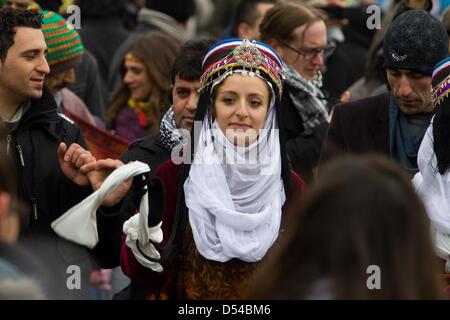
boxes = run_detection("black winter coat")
[113,133,171,300]
[319,93,390,166]
[7,86,122,269]
[121,133,171,170]
[280,91,329,184]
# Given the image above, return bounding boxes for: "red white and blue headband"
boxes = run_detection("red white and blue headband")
[200,39,284,98]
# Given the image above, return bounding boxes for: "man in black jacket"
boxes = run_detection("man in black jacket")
[320,10,448,175]
[0,8,123,298]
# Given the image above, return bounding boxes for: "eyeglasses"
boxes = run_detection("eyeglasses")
[281,42,335,63]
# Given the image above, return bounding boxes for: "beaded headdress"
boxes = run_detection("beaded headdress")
[432,57,450,106]
[200,39,284,98]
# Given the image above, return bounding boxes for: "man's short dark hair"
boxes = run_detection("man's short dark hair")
[170,38,215,84]
[0,8,42,62]
[231,0,276,37]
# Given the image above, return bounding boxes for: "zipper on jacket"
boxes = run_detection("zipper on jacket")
[6,134,11,155]
[16,144,24,166]
[32,197,38,220]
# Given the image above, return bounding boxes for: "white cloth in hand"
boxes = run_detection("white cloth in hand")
[51,161,150,249]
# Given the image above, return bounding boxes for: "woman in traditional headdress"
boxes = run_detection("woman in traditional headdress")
[118,38,305,299]
[413,57,450,280]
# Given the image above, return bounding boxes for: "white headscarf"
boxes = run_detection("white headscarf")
[183,78,286,263]
[413,120,450,258]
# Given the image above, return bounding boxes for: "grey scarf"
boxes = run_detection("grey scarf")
[282,63,328,134]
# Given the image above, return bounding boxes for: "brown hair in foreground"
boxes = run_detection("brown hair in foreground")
[246,154,444,299]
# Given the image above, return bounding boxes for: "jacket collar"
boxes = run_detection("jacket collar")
[17,85,61,134]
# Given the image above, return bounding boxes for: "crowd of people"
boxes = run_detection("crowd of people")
[0,0,450,300]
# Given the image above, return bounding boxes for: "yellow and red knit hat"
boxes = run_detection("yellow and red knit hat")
[41,10,84,74]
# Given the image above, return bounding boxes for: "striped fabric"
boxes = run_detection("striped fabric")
[200,39,284,98]
[432,57,450,106]
[41,10,84,71]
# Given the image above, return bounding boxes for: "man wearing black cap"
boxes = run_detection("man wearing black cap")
[319,10,448,174]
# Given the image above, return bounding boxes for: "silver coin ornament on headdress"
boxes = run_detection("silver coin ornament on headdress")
[232,40,264,77]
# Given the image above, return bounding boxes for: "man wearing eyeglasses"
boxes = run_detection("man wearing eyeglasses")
[260,2,334,183]
[320,10,448,175]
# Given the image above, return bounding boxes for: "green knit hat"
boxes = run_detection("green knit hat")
[41,10,84,74]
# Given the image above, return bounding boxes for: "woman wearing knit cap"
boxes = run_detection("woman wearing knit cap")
[413,57,450,280]
[259,2,334,183]
[106,39,305,299]
[106,31,180,144]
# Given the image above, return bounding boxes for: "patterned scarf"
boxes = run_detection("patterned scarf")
[159,106,184,151]
[282,63,329,134]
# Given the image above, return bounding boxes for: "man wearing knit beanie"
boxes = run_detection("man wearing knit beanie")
[41,10,101,128]
[320,10,448,175]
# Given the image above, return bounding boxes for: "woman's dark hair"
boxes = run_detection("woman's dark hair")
[432,59,450,174]
[247,155,443,299]
[106,31,180,134]
[433,104,450,174]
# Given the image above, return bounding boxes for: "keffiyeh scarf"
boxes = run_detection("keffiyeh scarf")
[159,106,184,150]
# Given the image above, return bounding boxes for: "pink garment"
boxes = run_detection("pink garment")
[60,88,103,128]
